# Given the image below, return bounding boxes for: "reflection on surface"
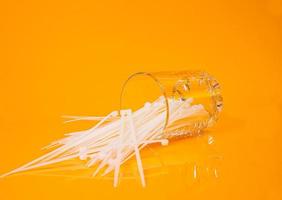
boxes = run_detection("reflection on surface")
[16,132,223,187]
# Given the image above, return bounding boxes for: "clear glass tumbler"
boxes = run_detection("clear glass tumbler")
[120,71,223,139]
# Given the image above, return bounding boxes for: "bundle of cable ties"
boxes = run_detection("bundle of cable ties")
[1,96,208,187]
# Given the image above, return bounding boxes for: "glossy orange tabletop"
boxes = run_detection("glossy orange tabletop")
[0,0,281,199]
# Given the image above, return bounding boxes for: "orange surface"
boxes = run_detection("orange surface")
[0,0,282,199]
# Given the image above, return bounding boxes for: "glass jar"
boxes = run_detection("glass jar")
[120,71,223,139]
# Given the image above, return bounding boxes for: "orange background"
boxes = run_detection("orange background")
[0,0,281,199]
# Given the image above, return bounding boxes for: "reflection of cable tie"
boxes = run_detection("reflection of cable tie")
[193,164,197,179]
[214,168,218,178]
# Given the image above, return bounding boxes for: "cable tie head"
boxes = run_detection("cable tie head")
[161,139,169,146]
[111,111,119,117]
[144,102,151,109]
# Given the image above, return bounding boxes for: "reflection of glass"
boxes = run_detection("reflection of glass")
[120,71,223,138]
[136,133,223,183]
